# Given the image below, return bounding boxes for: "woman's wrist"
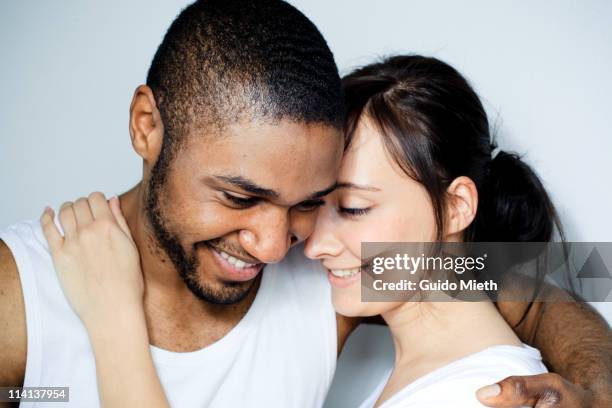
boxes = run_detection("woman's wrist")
[86,307,170,408]
[85,303,148,348]
[87,306,152,380]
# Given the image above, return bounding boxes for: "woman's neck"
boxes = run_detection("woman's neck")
[380,299,522,389]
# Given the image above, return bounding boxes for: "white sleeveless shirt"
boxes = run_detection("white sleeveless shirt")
[1,219,337,408]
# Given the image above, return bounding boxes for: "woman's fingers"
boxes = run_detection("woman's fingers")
[43,193,134,252]
[55,194,130,240]
[109,196,132,239]
[73,197,94,226]
[88,192,113,221]
[44,194,144,332]
[59,201,77,238]
[40,207,63,253]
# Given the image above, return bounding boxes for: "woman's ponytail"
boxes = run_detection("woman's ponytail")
[469,147,564,242]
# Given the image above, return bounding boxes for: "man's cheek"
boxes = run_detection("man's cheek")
[178,207,245,243]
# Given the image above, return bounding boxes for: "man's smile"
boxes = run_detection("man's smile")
[206,244,264,282]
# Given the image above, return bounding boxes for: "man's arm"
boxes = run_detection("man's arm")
[0,239,27,408]
[336,314,361,356]
[485,287,612,407]
[507,300,612,388]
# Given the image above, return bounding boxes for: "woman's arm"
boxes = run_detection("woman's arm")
[87,309,169,408]
[40,193,170,408]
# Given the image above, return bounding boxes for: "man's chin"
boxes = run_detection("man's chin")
[179,242,264,304]
[184,273,257,305]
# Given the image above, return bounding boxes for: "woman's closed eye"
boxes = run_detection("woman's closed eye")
[339,206,371,217]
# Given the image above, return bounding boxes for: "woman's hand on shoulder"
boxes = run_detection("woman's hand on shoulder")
[40,192,144,333]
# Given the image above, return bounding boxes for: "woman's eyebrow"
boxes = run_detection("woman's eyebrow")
[336,182,381,192]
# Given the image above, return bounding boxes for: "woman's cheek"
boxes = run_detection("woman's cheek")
[341,222,370,256]
[366,209,408,242]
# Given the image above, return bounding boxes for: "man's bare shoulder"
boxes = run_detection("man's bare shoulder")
[0,238,27,389]
[336,313,362,355]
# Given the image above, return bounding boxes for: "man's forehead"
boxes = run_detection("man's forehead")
[181,119,343,202]
[184,118,344,160]
[189,117,341,138]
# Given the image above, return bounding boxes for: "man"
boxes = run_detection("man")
[1,0,611,407]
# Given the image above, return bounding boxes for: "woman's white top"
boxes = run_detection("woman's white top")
[358,344,547,408]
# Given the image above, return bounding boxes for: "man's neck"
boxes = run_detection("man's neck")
[119,185,188,296]
[118,185,260,352]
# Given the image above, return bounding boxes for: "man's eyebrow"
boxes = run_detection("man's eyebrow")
[214,175,337,201]
[309,182,338,199]
[336,182,381,192]
[214,175,280,198]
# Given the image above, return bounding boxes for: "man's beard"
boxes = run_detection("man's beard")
[143,145,256,305]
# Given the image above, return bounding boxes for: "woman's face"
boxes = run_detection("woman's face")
[304,116,437,317]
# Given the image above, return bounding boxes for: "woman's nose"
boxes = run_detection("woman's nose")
[304,205,343,260]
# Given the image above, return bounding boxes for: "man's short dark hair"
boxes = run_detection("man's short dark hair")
[146,0,344,149]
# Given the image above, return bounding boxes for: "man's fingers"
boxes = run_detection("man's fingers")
[476,374,566,408]
[109,196,132,239]
[476,382,529,408]
[58,201,77,238]
[40,207,63,253]
[73,197,94,226]
[88,191,113,221]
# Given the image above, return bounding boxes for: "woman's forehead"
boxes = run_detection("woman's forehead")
[340,118,408,186]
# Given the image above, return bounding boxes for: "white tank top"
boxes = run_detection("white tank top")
[1,220,337,408]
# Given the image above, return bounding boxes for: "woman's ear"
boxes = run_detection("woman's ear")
[444,176,478,240]
[129,85,164,163]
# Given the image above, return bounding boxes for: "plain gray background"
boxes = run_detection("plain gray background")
[1,1,611,407]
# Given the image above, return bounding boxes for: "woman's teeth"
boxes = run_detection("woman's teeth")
[330,267,360,278]
[218,249,257,269]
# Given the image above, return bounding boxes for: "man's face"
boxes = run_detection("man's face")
[145,119,343,304]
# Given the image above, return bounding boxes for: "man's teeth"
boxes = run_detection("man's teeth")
[218,250,257,269]
[330,267,361,278]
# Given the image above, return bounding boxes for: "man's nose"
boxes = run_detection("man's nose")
[238,207,294,264]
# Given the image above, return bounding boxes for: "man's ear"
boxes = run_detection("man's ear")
[444,176,478,240]
[129,85,163,164]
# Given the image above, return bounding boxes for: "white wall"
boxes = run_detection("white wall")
[1,1,611,407]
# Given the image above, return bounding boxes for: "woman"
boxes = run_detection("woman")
[41,55,559,407]
[303,55,558,407]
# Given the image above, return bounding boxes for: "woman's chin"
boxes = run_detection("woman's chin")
[332,291,376,317]
[331,288,399,318]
